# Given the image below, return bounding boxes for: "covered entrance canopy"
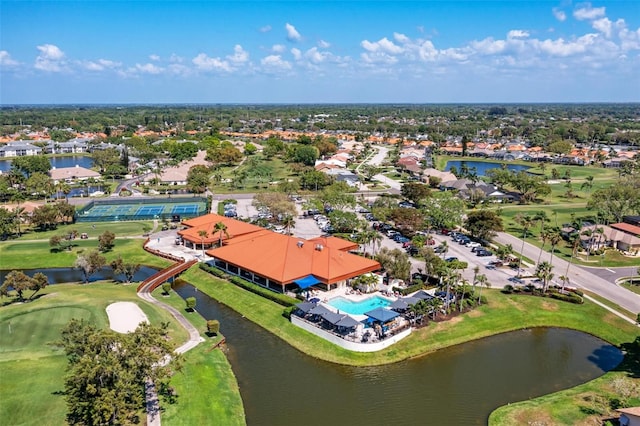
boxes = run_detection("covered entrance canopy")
[294,275,321,289]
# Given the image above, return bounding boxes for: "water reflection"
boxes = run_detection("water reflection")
[173,282,623,426]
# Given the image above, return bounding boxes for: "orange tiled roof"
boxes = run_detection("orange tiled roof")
[207,232,379,285]
[179,213,264,244]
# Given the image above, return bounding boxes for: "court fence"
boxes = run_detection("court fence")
[75,196,210,223]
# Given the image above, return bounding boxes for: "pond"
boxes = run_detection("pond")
[445,160,530,177]
[173,282,623,426]
[0,155,94,173]
[0,266,158,284]
[3,267,622,424]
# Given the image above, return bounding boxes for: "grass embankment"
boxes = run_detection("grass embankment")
[183,267,638,366]
[152,286,246,426]
[0,283,188,426]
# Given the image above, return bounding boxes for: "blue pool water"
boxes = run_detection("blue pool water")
[328,295,391,315]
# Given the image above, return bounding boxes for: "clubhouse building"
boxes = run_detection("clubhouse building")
[179,213,381,294]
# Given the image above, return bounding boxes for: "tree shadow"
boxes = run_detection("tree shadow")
[614,336,640,379]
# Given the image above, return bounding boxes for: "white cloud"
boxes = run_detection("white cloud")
[291,48,302,61]
[260,25,272,33]
[361,37,403,54]
[135,63,163,74]
[507,30,530,39]
[318,39,331,49]
[83,59,121,71]
[261,54,292,71]
[360,51,398,65]
[169,54,184,63]
[553,8,566,22]
[227,45,249,64]
[574,4,606,21]
[305,47,326,64]
[535,34,597,57]
[394,33,410,44]
[192,53,232,72]
[272,44,286,53]
[0,50,20,68]
[35,44,67,72]
[592,17,612,38]
[470,37,507,55]
[149,54,160,61]
[166,63,192,77]
[285,23,302,42]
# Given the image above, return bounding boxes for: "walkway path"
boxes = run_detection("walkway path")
[137,263,204,425]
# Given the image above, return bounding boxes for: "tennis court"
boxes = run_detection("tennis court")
[76,197,209,222]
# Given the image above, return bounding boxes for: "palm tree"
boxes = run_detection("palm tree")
[547,228,562,267]
[514,213,534,277]
[281,214,296,235]
[214,221,229,247]
[562,234,581,287]
[476,274,489,305]
[537,229,550,265]
[370,231,382,257]
[533,211,549,265]
[197,230,209,257]
[12,206,27,236]
[439,240,449,259]
[535,261,554,293]
[471,265,480,296]
[559,275,570,293]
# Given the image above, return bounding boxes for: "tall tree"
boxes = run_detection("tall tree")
[59,319,179,425]
[75,250,106,283]
[514,213,534,277]
[213,222,229,247]
[464,210,503,242]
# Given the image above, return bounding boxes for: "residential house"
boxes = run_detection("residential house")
[49,165,102,185]
[617,407,640,426]
[580,224,640,253]
[0,141,43,157]
[45,138,90,154]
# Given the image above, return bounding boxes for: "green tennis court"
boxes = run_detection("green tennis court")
[76,197,208,222]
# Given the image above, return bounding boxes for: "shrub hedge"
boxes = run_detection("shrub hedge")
[199,263,298,307]
[392,283,425,296]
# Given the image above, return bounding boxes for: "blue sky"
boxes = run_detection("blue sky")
[1,1,639,104]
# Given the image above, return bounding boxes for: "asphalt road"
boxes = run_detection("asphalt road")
[494,231,640,314]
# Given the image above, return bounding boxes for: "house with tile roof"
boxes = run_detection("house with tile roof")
[50,165,102,184]
[184,213,380,293]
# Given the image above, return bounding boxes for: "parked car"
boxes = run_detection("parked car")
[445,256,458,262]
[508,276,525,284]
[406,246,419,256]
[476,249,493,257]
[434,245,447,253]
[466,241,481,248]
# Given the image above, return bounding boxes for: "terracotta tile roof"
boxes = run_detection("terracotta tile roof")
[207,232,379,285]
[179,213,264,244]
[617,407,640,417]
[611,222,640,236]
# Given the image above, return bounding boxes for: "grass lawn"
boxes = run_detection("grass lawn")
[184,267,639,367]
[150,286,246,425]
[15,220,154,241]
[0,238,171,270]
[490,366,640,425]
[0,283,189,425]
[621,281,640,296]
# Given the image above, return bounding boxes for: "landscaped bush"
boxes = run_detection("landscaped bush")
[199,263,298,307]
[206,319,220,335]
[282,306,296,319]
[548,291,584,304]
[502,284,514,294]
[393,283,424,296]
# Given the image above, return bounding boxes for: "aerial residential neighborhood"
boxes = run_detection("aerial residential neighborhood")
[2,0,640,425]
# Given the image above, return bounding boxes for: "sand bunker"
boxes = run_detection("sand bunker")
[106,302,149,333]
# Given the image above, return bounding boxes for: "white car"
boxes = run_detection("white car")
[466,241,481,248]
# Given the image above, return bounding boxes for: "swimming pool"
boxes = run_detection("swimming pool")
[328,295,391,315]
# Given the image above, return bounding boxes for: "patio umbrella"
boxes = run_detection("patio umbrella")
[335,315,361,328]
[321,311,345,325]
[388,299,410,310]
[295,301,317,314]
[364,307,400,323]
[309,304,332,316]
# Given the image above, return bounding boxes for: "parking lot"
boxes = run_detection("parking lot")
[219,195,529,289]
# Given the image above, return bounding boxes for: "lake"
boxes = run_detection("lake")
[0,155,94,173]
[445,160,530,177]
[174,282,623,425]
